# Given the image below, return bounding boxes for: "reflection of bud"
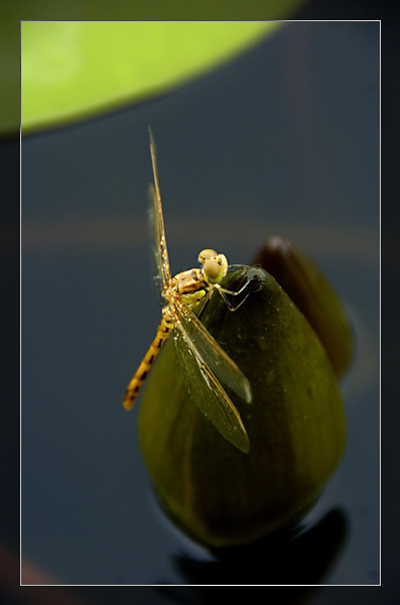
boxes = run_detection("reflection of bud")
[138,252,350,548]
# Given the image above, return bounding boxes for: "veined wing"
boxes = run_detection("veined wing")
[173,310,250,453]
[174,298,252,405]
[148,129,171,300]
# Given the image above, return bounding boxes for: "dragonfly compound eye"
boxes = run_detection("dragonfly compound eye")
[198,249,218,264]
[203,257,228,284]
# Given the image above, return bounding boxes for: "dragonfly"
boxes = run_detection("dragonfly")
[123,129,254,453]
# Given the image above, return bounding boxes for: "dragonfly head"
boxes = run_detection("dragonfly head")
[198,249,229,285]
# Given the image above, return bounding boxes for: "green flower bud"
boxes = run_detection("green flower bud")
[138,255,349,548]
[251,237,353,378]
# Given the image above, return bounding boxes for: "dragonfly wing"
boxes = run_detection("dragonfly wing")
[148,130,171,301]
[174,298,252,404]
[173,317,250,453]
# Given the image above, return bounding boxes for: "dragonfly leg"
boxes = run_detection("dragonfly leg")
[194,287,214,319]
[215,276,259,311]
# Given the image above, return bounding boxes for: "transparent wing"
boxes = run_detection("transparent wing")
[173,308,250,453]
[148,129,171,301]
[175,298,252,404]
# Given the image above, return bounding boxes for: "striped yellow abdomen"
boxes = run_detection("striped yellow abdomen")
[123,315,173,410]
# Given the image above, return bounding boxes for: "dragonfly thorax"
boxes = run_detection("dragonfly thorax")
[171,268,208,310]
[169,250,229,311]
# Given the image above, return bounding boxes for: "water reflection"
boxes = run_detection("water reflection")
[161,508,347,592]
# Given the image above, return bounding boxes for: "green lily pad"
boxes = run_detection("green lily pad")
[21,21,281,133]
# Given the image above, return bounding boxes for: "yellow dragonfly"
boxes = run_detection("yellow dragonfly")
[123,130,253,453]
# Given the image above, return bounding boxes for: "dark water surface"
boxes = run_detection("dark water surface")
[21,21,379,592]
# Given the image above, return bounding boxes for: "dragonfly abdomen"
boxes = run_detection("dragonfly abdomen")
[123,313,174,410]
